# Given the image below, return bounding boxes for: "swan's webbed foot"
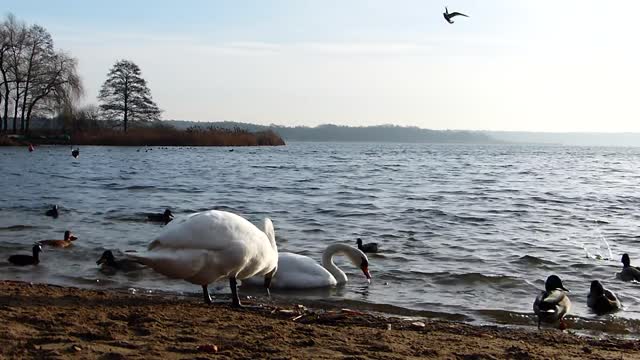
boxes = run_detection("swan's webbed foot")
[202,285,213,305]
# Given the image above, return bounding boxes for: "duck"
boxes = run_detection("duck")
[128,210,278,307]
[443,6,469,24]
[617,254,640,282]
[356,238,378,253]
[587,280,621,315]
[147,209,174,225]
[39,230,78,248]
[243,244,371,289]
[97,250,145,272]
[533,275,571,329]
[71,148,79,158]
[8,244,42,266]
[45,205,59,218]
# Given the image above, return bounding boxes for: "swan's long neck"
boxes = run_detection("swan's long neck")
[262,218,277,253]
[321,244,363,285]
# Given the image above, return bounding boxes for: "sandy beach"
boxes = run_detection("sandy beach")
[0,281,639,359]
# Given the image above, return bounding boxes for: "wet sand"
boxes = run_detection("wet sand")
[1,281,639,359]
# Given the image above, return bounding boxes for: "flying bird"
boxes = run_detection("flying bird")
[443,7,469,24]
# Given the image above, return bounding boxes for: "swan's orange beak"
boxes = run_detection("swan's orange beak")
[362,266,371,282]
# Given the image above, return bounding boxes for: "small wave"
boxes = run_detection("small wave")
[0,225,43,231]
[511,255,556,267]
[430,272,522,287]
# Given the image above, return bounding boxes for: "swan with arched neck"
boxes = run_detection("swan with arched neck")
[243,244,370,289]
[129,210,278,306]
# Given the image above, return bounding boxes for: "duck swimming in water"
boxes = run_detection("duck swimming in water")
[587,280,621,315]
[618,254,640,282]
[147,209,174,225]
[71,148,79,158]
[8,244,42,266]
[533,275,571,329]
[39,230,78,248]
[356,238,378,253]
[97,250,145,272]
[45,205,59,218]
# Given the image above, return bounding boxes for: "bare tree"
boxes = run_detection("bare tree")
[0,14,82,134]
[98,60,161,132]
[24,51,83,133]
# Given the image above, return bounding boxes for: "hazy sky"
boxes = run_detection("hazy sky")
[5,1,640,131]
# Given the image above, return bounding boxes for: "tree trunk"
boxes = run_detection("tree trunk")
[1,72,10,133]
[2,90,9,133]
[12,94,19,134]
[123,77,128,132]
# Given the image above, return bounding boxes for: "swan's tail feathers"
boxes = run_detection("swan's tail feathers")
[262,218,276,250]
[125,250,204,280]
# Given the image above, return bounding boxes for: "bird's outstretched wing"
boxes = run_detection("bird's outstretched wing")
[449,12,469,18]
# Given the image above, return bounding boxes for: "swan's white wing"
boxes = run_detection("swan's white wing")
[141,210,277,284]
[243,252,337,289]
[150,210,268,251]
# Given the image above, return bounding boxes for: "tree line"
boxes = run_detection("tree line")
[0,13,163,136]
[0,14,82,134]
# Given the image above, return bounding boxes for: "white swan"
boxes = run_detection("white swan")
[243,244,371,289]
[129,210,278,307]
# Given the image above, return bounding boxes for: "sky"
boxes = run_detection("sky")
[3,0,640,132]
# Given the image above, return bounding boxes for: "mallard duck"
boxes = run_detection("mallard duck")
[8,244,42,266]
[96,250,145,272]
[147,209,174,225]
[587,280,621,315]
[356,238,378,253]
[45,205,59,218]
[129,210,278,307]
[618,254,640,282]
[533,275,571,329]
[39,230,78,248]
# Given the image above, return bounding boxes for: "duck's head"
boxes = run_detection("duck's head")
[360,256,372,282]
[356,238,363,246]
[32,244,42,255]
[545,275,569,292]
[164,209,173,216]
[590,280,605,296]
[97,250,115,265]
[63,230,77,241]
[622,253,631,267]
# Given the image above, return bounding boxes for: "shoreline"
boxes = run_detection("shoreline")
[1,281,640,359]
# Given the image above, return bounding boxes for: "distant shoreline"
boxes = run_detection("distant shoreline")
[0,128,286,147]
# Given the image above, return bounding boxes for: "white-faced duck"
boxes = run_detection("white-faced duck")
[71,148,79,158]
[96,250,145,272]
[45,205,59,218]
[533,275,571,329]
[587,280,621,315]
[618,254,640,282]
[8,244,42,266]
[147,209,174,225]
[39,230,78,248]
[356,238,378,253]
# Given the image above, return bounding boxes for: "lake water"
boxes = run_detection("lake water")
[2,143,640,336]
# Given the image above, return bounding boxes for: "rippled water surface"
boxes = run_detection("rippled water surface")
[2,143,640,335]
